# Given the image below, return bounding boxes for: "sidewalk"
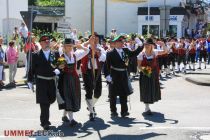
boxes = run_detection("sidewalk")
[184,66,210,86]
[3,67,27,87]
[2,64,210,88]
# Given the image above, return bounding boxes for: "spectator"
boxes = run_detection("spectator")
[19,22,28,44]
[206,36,210,65]
[6,41,19,85]
[71,29,78,41]
[110,29,117,39]
[0,37,5,89]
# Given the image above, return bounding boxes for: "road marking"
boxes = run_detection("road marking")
[0,118,59,122]
[138,126,210,130]
[28,137,62,140]
[0,136,62,140]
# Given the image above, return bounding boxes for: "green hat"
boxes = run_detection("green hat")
[111,35,125,42]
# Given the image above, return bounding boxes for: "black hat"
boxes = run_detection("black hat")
[145,38,155,45]
[39,35,50,42]
[64,38,75,45]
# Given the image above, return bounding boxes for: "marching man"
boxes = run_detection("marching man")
[81,32,106,121]
[27,35,60,130]
[104,35,143,117]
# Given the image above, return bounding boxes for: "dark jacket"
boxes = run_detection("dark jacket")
[28,50,60,104]
[104,46,143,96]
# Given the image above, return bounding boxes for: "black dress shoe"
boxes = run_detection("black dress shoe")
[121,112,129,117]
[62,116,70,122]
[69,119,78,127]
[143,110,153,116]
[43,124,50,130]
[47,121,51,126]
[89,113,95,121]
[111,112,118,117]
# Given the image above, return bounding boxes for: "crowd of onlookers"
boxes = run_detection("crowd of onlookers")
[0,22,29,90]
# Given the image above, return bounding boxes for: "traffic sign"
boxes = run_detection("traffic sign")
[20,11,37,30]
[57,22,71,28]
[57,28,71,34]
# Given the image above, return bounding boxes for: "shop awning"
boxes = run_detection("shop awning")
[138,7,189,16]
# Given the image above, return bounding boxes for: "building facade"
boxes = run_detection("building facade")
[0,0,28,38]
[0,0,208,39]
[66,0,209,38]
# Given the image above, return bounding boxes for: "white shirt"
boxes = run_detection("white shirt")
[19,26,28,38]
[115,48,124,59]
[64,48,90,64]
[88,44,106,69]
[156,45,163,51]
[137,51,158,61]
[42,49,50,61]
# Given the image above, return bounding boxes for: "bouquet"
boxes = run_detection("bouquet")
[57,57,67,69]
[141,66,152,78]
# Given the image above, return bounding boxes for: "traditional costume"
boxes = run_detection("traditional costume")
[81,33,106,121]
[105,35,142,117]
[177,43,187,73]
[198,41,207,69]
[28,35,60,130]
[58,38,89,126]
[188,43,196,71]
[137,38,161,115]
[167,43,176,74]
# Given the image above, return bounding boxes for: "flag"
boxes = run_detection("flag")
[111,0,147,3]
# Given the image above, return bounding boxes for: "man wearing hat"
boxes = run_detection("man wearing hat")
[104,35,143,117]
[27,35,60,130]
[81,32,106,121]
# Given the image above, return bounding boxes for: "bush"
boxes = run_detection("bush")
[35,0,64,7]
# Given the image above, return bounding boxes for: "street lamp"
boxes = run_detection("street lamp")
[147,0,150,37]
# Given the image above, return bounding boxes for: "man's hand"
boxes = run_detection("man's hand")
[27,82,34,92]
[106,75,112,83]
[54,69,60,75]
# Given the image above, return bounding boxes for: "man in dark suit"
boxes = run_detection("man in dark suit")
[104,35,143,117]
[27,35,60,130]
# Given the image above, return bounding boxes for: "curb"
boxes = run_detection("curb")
[185,77,210,86]
[186,72,210,75]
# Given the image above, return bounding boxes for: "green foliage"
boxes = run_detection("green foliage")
[32,28,64,41]
[28,0,37,6]
[35,0,64,7]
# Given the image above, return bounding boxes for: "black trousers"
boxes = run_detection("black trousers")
[40,104,50,127]
[168,53,176,67]
[188,54,196,63]
[178,55,186,65]
[199,52,207,62]
[83,69,102,99]
[158,56,168,69]
[110,94,128,115]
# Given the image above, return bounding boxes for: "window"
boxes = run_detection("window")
[142,25,159,37]
[169,25,177,37]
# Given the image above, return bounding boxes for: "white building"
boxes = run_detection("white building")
[66,0,208,38]
[0,0,28,38]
